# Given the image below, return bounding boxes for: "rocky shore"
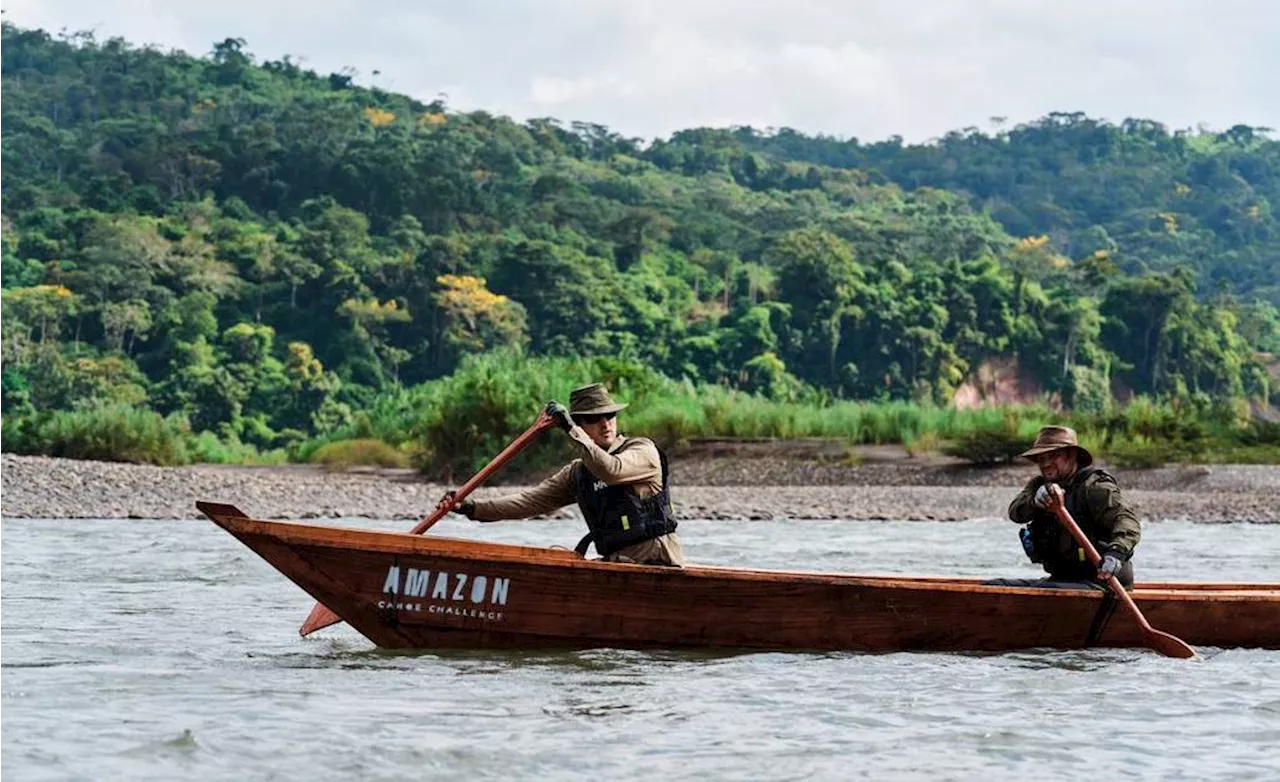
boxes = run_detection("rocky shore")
[3,452,1277,523]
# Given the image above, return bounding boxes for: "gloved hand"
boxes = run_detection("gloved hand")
[545,401,575,433]
[439,490,476,519]
[1098,552,1124,580]
[1033,484,1053,508]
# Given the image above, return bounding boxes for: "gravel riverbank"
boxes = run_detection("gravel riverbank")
[3,453,1277,523]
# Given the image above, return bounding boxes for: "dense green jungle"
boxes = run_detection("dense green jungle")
[2,24,1278,472]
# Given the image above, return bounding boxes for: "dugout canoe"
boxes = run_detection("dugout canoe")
[198,501,1280,653]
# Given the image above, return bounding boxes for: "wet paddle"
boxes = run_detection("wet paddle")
[1046,487,1198,659]
[298,411,557,637]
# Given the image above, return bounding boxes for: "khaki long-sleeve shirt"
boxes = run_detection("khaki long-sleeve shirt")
[470,431,662,521]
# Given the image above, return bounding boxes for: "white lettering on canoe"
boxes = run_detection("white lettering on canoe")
[379,565,512,620]
[382,566,400,594]
[429,604,503,620]
[490,578,509,606]
[404,568,431,598]
[374,602,506,621]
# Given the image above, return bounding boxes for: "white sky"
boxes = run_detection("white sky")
[4,0,1277,142]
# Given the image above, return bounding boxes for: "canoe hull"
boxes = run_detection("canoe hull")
[199,502,1280,653]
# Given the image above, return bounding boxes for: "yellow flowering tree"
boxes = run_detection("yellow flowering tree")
[363,106,396,128]
[1,285,79,347]
[432,274,527,367]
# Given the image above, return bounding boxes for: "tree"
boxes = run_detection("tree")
[1101,271,1194,394]
[338,297,412,384]
[281,341,346,433]
[432,274,527,369]
[740,352,807,401]
[490,240,625,355]
[768,228,865,387]
[157,337,245,433]
[100,298,152,354]
[0,216,45,288]
[2,285,80,349]
[72,217,171,315]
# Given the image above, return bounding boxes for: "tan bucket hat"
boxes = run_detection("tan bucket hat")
[569,383,628,416]
[1020,425,1093,467]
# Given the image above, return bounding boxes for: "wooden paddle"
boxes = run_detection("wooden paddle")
[298,410,557,637]
[1046,486,1198,659]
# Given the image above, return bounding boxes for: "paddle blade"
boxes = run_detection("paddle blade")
[299,603,341,637]
[1147,628,1199,660]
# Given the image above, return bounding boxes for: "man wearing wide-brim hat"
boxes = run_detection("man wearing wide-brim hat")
[1005,425,1141,588]
[452,383,685,567]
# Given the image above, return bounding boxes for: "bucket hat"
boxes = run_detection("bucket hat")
[569,383,628,416]
[1020,425,1093,467]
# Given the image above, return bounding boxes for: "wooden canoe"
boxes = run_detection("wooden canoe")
[198,502,1280,653]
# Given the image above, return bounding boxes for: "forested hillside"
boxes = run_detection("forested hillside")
[725,118,1280,303]
[2,24,1276,459]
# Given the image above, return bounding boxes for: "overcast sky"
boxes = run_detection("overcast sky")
[5,0,1277,143]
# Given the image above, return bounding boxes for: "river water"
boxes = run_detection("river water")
[3,516,1278,781]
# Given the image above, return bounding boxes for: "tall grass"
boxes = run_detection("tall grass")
[1,406,191,465]
[305,352,1277,474]
[630,389,1055,444]
[6,351,1276,468]
[2,406,288,465]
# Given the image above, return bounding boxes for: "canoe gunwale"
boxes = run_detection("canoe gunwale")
[202,507,1278,601]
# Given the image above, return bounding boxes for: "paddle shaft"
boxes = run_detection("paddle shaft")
[298,412,556,637]
[410,412,557,534]
[1049,495,1198,659]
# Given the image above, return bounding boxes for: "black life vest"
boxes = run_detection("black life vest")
[1024,467,1114,576]
[572,440,677,558]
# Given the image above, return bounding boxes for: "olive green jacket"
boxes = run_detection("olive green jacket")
[1009,468,1141,574]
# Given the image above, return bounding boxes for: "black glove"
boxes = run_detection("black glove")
[545,401,575,433]
[441,490,476,519]
[1098,552,1124,579]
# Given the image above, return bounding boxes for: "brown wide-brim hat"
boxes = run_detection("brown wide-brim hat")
[1020,425,1093,467]
[569,383,628,416]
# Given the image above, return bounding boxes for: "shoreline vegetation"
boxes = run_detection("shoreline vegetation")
[4,352,1279,477]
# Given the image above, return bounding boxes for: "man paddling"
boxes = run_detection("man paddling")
[445,383,686,567]
[1003,425,1141,588]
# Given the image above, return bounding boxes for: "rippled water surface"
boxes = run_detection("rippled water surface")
[3,516,1279,781]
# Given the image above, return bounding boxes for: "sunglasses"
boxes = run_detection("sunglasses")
[576,412,617,425]
[1031,450,1070,465]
